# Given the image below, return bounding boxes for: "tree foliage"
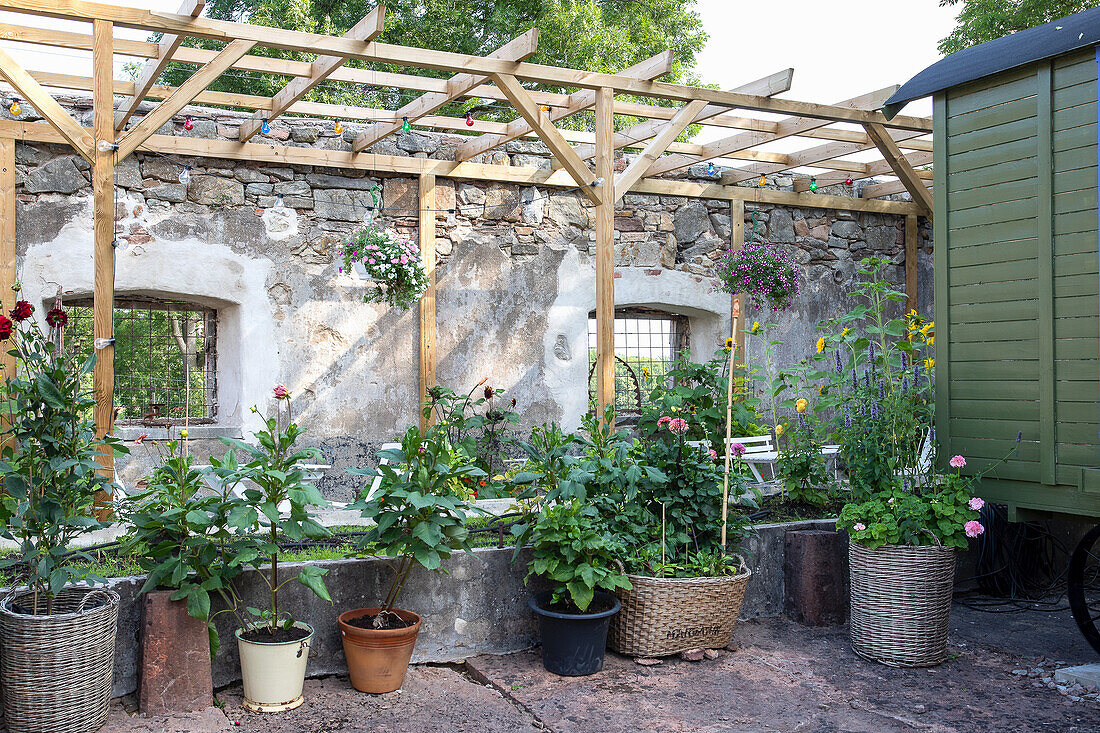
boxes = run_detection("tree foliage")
[159,0,708,124]
[938,0,1099,55]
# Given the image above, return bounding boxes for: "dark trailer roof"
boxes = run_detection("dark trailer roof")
[883,6,1100,119]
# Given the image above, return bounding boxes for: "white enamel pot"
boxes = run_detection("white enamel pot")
[235,622,314,712]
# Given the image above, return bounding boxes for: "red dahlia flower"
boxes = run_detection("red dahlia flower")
[45,308,68,328]
[0,316,13,341]
[10,300,32,321]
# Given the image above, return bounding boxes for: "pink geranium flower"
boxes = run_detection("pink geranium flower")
[668,418,688,434]
[968,497,985,511]
[731,442,746,457]
[853,522,866,531]
[964,520,984,538]
[949,455,966,468]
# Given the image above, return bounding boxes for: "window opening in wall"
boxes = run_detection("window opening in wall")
[63,298,218,424]
[587,307,689,415]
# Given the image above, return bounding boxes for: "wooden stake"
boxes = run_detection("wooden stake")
[721,198,745,549]
[594,87,615,425]
[905,214,918,313]
[418,173,437,431]
[92,19,115,518]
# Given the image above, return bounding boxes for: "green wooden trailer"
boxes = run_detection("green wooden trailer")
[885,7,1100,653]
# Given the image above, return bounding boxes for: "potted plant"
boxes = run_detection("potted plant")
[716,238,801,312]
[0,302,129,733]
[342,424,483,693]
[818,258,1002,667]
[599,413,755,658]
[212,387,332,712]
[338,193,429,310]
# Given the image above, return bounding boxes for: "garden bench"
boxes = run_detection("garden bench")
[725,436,842,487]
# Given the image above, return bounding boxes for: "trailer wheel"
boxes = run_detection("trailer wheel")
[1068,523,1100,656]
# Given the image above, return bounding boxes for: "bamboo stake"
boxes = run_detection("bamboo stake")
[721,296,740,549]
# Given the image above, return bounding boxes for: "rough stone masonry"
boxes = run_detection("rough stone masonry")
[7,98,932,499]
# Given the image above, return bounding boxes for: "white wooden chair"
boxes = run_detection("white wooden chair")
[361,442,402,502]
[725,435,779,485]
[895,428,934,487]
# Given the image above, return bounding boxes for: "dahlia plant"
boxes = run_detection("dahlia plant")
[339,226,429,310]
[716,240,801,312]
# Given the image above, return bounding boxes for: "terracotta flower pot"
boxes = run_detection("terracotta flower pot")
[338,607,421,693]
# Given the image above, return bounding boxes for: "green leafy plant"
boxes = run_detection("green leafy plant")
[214,389,332,636]
[349,424,483,624]
[775,414,834,509]
[120,439,252,655]
[0,303,129,614]
[524,499,631,612]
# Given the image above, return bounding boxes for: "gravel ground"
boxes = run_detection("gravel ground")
[98,603,1100,733]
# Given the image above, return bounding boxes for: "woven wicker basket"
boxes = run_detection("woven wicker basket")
[0,587,119,733]
[609,557,751,658]
[849,541,956,667]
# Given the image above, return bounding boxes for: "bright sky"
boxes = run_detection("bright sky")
[693,0,960,140]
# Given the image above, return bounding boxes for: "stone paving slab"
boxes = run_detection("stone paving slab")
[466,618,1100,733]
[101,667,542,733]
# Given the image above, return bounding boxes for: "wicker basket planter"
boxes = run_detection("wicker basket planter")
[609,557,751,658]
[848,541,956,667]
[0,587,119,733]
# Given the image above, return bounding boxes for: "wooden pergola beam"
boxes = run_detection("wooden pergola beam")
[862,178,934,199]
[114,0,206,132]
[490,72,599,203]
[614,99,708,201]
[0,47,93,161]
[863,122,934,215]
[573,69,794,162]
[456,51,674,162]
[0,0,932,132]
[117,39,258,159]
[653,86,898,178]
[793,152,934,192]
[352,28,538,153]
[239,6,386,143]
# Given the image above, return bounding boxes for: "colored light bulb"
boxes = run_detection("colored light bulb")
[402,117,411,131]
[260,118,271,134]
[758,174,766,187]
[706,161,716,176]
[183,115,193,131]
[334,120,343,134]
[845,177,853,186]
[540,105,550,113]
[9,101,20,116]
[178,165,191,185]
[809,177,818,192]
[465,111,474,127]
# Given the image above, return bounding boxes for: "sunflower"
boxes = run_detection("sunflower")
[724,337,734,352]
[795,398,808,413]
[924,357,935,371]
[815,336,825,354]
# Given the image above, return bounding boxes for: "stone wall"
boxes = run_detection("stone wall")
[8,99,932,497]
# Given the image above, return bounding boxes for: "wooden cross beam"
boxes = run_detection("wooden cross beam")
[651,86,899,178]
[0,47,94,161]
[614,99,709,202]
[114,0,206,131]
[117,38,258,159]
[793,152,933,192]
[455,51,674,162]
[0,0,932,131]
[239,6,386,143]
[862,176,934,199]
[863,122,934,215]
[490,72,599,203]
[352,29,538,153]
[573,69,794,162]
[723,129,926,185]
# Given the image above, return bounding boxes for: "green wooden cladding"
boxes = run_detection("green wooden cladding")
[934,46,1100,518]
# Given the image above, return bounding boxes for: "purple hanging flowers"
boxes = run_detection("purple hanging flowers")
[716,240,801,312]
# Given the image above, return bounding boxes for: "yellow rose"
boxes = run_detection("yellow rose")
[775,423,784,436]
[795,398,808,413]
[815,336,825,354]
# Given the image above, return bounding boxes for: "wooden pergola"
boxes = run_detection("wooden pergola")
[0,0,933,494]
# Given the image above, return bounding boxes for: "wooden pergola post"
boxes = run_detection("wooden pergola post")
[594,87,615,424]
[92,19,116,516]
[418,172,437,430]
[905,213,918,313]
[730,199,746,361]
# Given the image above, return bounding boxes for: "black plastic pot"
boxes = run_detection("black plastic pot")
[528,591,621,676]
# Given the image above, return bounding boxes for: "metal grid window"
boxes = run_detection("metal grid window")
[63,298,218,424]
[587,308,689,414]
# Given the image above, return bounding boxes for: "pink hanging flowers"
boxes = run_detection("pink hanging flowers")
[716,239,801,312]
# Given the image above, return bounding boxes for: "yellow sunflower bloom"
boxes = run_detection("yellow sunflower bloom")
[751,321,760,333]
[927,335,935,347]
[795,398,808,413]
[815,336,825,354]
[724,337,734,352]
[841,328,850,337]
[924,357,935,371]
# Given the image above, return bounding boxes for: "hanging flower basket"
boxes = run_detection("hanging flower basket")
[339,226,429,310]
[717,240,801,312]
